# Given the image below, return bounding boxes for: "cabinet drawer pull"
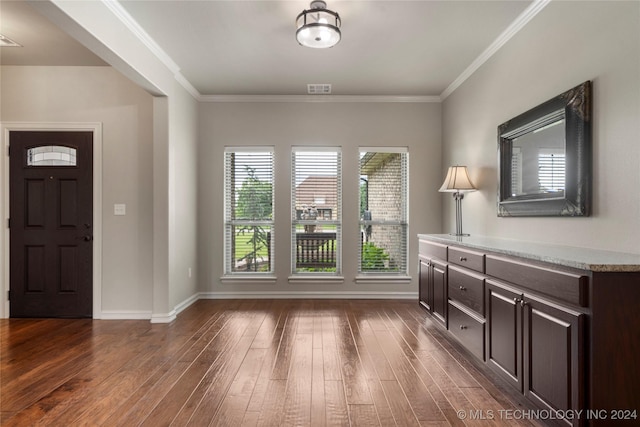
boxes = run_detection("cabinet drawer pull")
[459,257,467,262]
[459,325,467,330]
[459,286,467,291]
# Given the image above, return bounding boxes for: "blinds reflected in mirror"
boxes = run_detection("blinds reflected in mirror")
[538,150,565,193]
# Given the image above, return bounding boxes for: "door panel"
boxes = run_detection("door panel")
[524,296,584,419]
[419,259,431,311]
[10,131,93,318]
[486,280,522,391]
[432,260,447,326]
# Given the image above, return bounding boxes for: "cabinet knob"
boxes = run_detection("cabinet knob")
[459,325,467,330]
[459,286,466,291]
[513,297,520,304]
[459,257,467,262]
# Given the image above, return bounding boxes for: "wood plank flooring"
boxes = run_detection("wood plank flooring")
[0,299,542,426]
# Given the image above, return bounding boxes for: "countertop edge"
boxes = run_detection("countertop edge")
[418,234,640,273]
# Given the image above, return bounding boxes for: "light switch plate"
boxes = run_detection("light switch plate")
[114,204,126,216]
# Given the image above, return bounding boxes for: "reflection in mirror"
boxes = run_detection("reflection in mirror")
[510,116,565,197]
[27,145,77,166]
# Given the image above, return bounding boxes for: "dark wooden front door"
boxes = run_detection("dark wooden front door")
[9,131,93,318]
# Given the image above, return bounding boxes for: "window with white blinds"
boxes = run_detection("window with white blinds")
[538,149,565,193]
[359,147,408,275]
[224,147,274,274]
[291,147,341,274]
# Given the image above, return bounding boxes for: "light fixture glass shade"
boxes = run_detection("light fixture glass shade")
[296,1,341,48]
[439,166,477,192]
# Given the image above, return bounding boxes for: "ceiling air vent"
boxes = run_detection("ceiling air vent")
[307,84,332,94]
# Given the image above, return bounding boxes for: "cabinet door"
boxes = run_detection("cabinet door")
[523,295,584,422]
[431,259,447,326]
[418,259,432,311]
[486,280,522,391]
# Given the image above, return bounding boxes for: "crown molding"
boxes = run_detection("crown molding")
[102,0,180,75]
[198,94,441,103]
[439,0,551,100]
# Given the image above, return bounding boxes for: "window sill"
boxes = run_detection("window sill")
[355,275,412,285]
[288,275,345,284]
[220,275,277,284]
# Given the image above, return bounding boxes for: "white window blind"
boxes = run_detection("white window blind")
[291,147,341,274]
[358,147,408,275]
[511,147,522,196]
[538,149,565,193]
[224,147,274,274]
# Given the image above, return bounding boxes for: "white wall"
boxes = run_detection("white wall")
[1,66,155,315]
[442,1,640,254]
[169,82,199,309]
[198,101,442,297]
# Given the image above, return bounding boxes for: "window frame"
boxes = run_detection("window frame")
[290,146,342,279]
[222,146,275,278]
[356,146,410,282]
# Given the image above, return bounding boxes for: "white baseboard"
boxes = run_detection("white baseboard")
[101,291,417,322]
[174,293,200,315]
[100,310,152,320]
[150,310,177,324]
[198,291,418,300]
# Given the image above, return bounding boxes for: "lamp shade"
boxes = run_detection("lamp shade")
[296,1,341,48]
[439,166,477,192]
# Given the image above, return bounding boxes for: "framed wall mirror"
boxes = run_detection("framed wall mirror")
[497,81,591,216]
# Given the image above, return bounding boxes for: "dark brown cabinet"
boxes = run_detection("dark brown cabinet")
[418,259,431,311]
[523,293,583,420]
[418,234,640,427]
[486,280,522,390]
[486,279,584,426]
[418,240,448,327]
[431,259,447,326]
[448,263,486,361]
[418,256,447,327]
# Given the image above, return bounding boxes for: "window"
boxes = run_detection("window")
[291,147,341,274]
[538,149,565,193]
[224,147,274,274]
[359,148,408,275]
[27,145,77,166]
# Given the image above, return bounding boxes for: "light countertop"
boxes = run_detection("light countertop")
[418,234,640,273]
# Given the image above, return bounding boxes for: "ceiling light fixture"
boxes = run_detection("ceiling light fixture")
[296,1,341,49]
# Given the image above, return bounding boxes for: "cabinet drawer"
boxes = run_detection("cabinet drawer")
[486,255,588,307]
[448,301,485,360]
[448,266,485,316]
[448,246,485,273]
[419,239,447,260]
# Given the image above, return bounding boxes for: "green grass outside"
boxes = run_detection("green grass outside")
[234,230,269,261]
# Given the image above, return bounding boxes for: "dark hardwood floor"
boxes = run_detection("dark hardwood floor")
[1,299,541,426]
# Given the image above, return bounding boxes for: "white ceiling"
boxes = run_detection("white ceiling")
[0,0,537,98]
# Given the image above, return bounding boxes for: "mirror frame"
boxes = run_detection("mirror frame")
[497,81,591,217]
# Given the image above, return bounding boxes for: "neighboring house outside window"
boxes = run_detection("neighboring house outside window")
[291,147,341,275]
[224,147,274,275]
[359,147,408,275]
